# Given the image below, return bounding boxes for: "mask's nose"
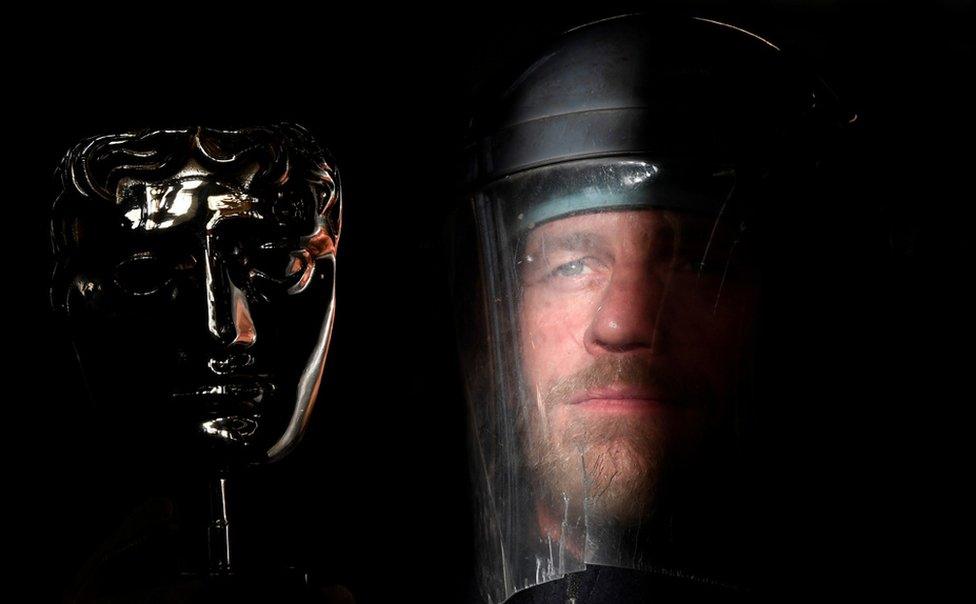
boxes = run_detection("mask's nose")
[204,241,256,349]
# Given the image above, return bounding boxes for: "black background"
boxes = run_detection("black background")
[7,1,972,601]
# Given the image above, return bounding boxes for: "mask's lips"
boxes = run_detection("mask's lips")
[169,378,276,419]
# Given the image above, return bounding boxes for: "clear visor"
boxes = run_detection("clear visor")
[455,157,759,602]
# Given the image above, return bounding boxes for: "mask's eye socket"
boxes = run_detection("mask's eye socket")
[247,241,312,294]
[113,252,174,296]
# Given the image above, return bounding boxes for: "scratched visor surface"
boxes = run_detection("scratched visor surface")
[454,157,760,602]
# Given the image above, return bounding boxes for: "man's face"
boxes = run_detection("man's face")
[63,170,337,464]
[518,209,756,524]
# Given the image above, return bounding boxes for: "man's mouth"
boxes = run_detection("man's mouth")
[566,386,673,412]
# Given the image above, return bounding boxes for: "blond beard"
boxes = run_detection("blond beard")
[522,355,703,527]
[526,405,671,525]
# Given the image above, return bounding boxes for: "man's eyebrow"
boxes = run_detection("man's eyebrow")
[535,231,608,254]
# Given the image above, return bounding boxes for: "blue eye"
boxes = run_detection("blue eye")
[552,259,587,277]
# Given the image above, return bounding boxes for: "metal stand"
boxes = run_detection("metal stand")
[207,470,233,575]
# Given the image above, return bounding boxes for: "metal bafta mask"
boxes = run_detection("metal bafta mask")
[51,124,342,465]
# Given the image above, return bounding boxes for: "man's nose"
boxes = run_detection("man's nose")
[584,264,668,355]
[205,245,256,349]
